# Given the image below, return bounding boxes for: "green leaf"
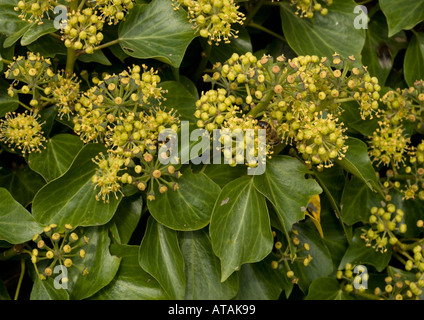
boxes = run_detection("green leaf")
[28,134,84,182]
[65,226,121,300]
[20,20,57,46]
[0,34,15,72]
[235,257,289,300]
[147,169,221,231]
[362,13,408,85]
[0,79,18,117]
[118,0,196,67]
[204,163,247,188]
[253,156,322,242]
[30,276,70,300]
[3,22,33,48]
[138,217,186,299]
[404,32,424,87]
[305,277,353,300]
[291,221,334,293]
[280,0,365,60]
[27,34,66,58]
[339,228,392,272]
[340,176,384,225]
[108,193,143,245]
[335,137,381,194]
[78,49,112,66]
[380,0,424,37]
[91,244,169,300]
[32,144,121,229]
[0,280,10,300]
[179,228,238,300]
[161,80,198,123]
[340,101,378,137]
[0,0,29,36]
[0,165,46,207]
[210,176,273,282]
[0,188,43,244]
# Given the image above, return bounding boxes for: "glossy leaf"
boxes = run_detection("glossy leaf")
[0,165,45,207]
[108,193,143,245]
[305,277,353,300]
[118,0,196,67]
[280,0,365,60]
[339,228,392,272]
[179,228,238,300]
[340,176,384,225]
[147,169,220,231]
[0,188,44,244]
[30,276,70,300]
[335,137,381,194]
[210,176,273,282]
[65,226,122,300]
[138,217,186,300]
[20,20,57,46]
[32,144,121,228]
[0,0,29,36]
[78,49,112,66]
[253,156,322,241]
[28,134,84,182]
[404,32,424,87]
[204,163,247,188]
[380,0,424,37]
[91,244,169,300]
[161,80,198,123]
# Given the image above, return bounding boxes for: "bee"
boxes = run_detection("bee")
[258,120,281,146]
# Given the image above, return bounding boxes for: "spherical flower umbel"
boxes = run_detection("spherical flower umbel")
[0,111,46,155]
[96,0,135,24]
[175,0,246,45]
[61,8,104,54]
[48,71,81,119]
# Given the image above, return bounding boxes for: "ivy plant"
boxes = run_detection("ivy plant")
[0,0,424,301]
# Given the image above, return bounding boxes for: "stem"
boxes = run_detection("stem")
[14,259,25,300]
[354,290,381,300]
[0,57,12,64]
[334,97,355,103]
[247,22,287,44]
[244,0,265,25]
[18,101,33,112]
[247,90,274,118]
[0,244,26,261]
[193,42,212,83]
[64,0,79,77]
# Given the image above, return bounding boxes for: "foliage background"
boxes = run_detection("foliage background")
[0,0,423,300]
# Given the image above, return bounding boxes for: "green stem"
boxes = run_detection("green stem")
[247,22,287,43]
[247,90,274,118]
[244,0,265,25]
[18,100,33,112]
[0,57,12,65]
[14,259,25,300]
[354,290,381,300]
[0,244,26,261]
[334,97,355,103]
[65,0,79,77]
[193,42,212,83]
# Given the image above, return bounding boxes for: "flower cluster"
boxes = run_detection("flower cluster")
[61,8,105,54]
[173,0,245,45]
[373,272,424,300]
[270,230,313,284]
[336,263,368,293]
[14,0,54,23]
[199,52,380,170]
[5,52,55,108]
[361,204,407,253]
[96,0,135,24]
[289,0,332,18]
[29,223,88,280]
[0,111,46,154]
[47,71,81,119]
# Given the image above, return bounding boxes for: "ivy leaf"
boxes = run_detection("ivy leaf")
[0,165,46,207]
[0,188,44,244]
[118,0,196,68]
[179,228,239,300]
[138,217,186,300]
[404,32,424,87]
[20,20,57,46]
[90,244,169,300]
[147,169,221,231]
[305,277,354,300]
[340,101,379,137]
[340,176,384,226]
[30,276,70,300]
[27,134,84,182]
[65,226,122,300]
[0,79,18,117]
[78,49,112,66]
[210,176,273,282]
[161,81,198,123]
[361,13,408,85]
[280,0,365,60]
[204,163,247,188]
[253,156,322,246]
[32,144,121,229]
[0,35,15,72]
[339,228,392,272]
[335,137,381,195]
[379,0,424,37]
[0,0,29,36]
[108,193,143,245]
